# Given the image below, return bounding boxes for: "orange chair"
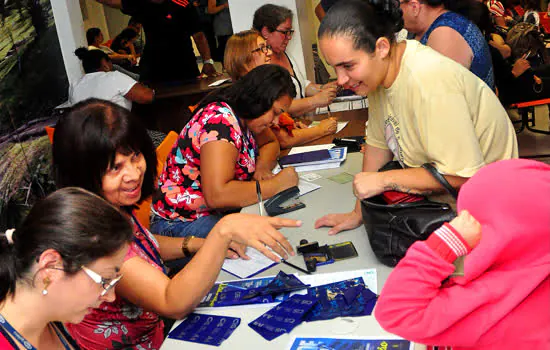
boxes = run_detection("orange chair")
[134,131,179,230]
[45,126,55,143]
[508,98,550,135]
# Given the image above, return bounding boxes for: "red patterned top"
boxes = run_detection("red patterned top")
[66,215,165,350]
[153,102,257,221]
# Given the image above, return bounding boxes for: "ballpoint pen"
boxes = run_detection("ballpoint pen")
[256,180,265,216]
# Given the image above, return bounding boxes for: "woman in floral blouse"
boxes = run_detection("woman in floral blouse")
[152,64,300,238]
[53,99,300,349]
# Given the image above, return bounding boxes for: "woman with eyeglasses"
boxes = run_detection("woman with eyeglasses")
[53,99,300,349]
[252,4,339,116]
[224,30,337,148]
[0,187,133,349]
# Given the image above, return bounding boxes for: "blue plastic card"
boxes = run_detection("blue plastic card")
[304,277,378,322]
[249,294,318,341]
[168,313,240,346]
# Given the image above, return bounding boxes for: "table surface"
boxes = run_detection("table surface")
[160,109,425,350]
[152,74,232,100]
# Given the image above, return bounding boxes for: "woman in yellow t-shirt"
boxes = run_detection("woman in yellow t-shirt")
[314,0,517,235]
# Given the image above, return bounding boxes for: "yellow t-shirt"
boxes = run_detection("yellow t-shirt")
[367,40,518,178]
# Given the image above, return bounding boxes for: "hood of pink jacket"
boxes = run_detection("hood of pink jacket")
[453,159,550,285]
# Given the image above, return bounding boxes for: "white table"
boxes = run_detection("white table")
[161,153,425,349]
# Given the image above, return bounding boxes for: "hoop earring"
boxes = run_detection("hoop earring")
[42,277,50,296]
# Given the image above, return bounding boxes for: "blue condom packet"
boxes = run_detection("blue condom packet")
[304,277,378,322]
[213,271,308,307]
[168,313,240,346]
[259,271,310,296]
[213,288,274,307]
[249,294,318,341]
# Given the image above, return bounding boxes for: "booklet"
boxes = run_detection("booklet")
[287,336,413,350]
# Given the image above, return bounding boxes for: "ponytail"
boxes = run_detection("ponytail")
[319,0,403,53]
[0,232,17,301]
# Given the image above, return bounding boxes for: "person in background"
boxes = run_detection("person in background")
[225,30,337,148]
[93,0,219,83]
[208,0,233,64]
[194,0,218,63]
[399,0,495,89]
[127,16,144,55]
[53,99,300,349]
[151,65,300,238]
[86,27,138,71]
[486,0,510,26]
[110,28,139,57]
[252,4,338,116]
[0,187,133,349]
[522,0,540,26]
[375,159,550,349]
[315,0,340,21]
[314,0,517,235]
[70,48,154,110]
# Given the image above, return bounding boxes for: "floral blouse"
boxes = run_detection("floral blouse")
[66,215,165,350]
[153,102,257,222]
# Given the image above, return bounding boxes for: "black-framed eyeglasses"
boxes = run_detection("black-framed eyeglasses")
[274,29,295,38]
[251,44,272,54]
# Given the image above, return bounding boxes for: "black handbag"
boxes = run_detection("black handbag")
[361,162,458,267]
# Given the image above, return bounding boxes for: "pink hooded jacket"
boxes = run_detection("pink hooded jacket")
[374,159,550,349]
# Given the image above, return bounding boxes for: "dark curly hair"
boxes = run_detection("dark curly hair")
[319,0,404,53]
[196,64,296,120]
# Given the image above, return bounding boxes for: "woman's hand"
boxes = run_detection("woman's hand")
[511,58,531,77]
[312,85,337,107]
[315,211,363,235]
[226,241,249,259]
[295,120,308,129]
[353,171,385,199]
[216,213,301,262]
[253,163,275,181]
[319,117,337,135]
[449,210,482,250]
[273,167,299,191]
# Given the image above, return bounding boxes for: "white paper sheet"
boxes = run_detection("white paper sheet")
[298,180,321,196]
[208,78,231,87]
[221,247,279,279]
[288,144,335,155]
[308,121,348,133]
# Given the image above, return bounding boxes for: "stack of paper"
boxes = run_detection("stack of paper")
[280,147,347,173]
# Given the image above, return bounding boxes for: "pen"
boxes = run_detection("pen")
[281,259,312,275]
[327,105,332,118]
[256,180,264,216]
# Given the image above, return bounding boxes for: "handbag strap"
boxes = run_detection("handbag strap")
[421,163,459,200]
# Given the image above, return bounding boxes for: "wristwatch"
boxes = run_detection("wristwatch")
[204,58,214,65]
[181,236,195,257]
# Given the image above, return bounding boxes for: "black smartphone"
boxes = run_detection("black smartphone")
[327,241,358,261]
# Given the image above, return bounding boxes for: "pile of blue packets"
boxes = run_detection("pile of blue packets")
[249,276,378,341]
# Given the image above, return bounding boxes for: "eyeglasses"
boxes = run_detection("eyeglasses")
[251,44,272,54]
[81,266,123,297]
[274,29,295,38]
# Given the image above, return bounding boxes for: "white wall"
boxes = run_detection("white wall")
[81,0,109,40]
[228,0,314,82]
[103,6,131,39]
[51,0,86,85]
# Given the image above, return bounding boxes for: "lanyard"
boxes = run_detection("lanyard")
[129,212,168,275]
[0,315,71,350]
